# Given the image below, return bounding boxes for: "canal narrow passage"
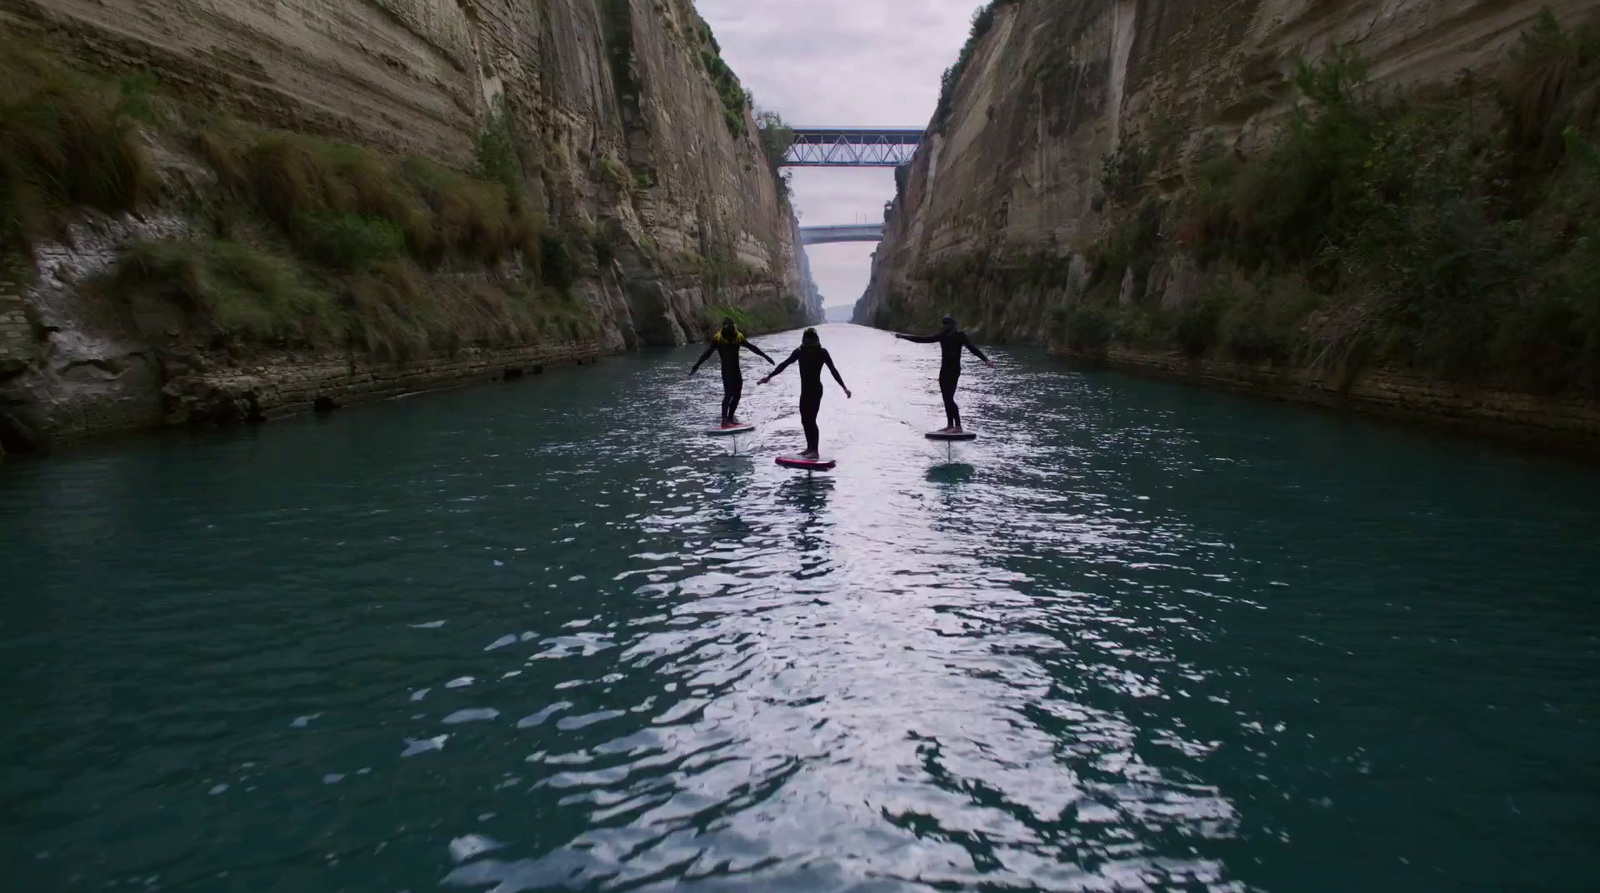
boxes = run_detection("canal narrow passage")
[3,324,1598,892]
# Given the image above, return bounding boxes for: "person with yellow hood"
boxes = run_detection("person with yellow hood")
[690,317,775,428]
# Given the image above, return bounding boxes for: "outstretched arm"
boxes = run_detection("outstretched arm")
[963,333,994,366]
[896,332,941,344]
[824,352,852,397]
[689,344,716,375]
[743,341,776,364]
[761,350,800,383]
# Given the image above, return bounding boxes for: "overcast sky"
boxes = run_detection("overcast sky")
[695,0,983,313]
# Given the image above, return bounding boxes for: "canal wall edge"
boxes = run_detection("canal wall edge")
[1056,347,1600,456]
[164,343,612,428]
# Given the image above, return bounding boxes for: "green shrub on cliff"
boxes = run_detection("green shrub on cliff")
[597,157,631,193]
[704,301,795,335]
[476,96,525,206]
[756,110,796,170]
[539,232,577,292]
[116,70,162,125]
[1101,138,1156,203]
[1054,303,1111,360]
[588,220,618,269]
[293,212,405,271]
[0,41,158,253]
[1099,199,1162,281]
[114,239,336,345]
[697,26,752,139]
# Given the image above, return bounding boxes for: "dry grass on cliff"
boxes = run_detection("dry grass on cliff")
[114,239,338,346]
[110,238,598,358]
[341,261,598,360]
[0,40,159,253]
[196,125,546,275]
[1506,10,1600,164]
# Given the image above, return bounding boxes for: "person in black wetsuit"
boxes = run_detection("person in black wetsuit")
[895,314,995,433]
[690,318,775,427]
[759,328,852,458]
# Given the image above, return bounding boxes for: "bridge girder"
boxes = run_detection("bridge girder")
[800,224,885,246]
[784,127,923,168]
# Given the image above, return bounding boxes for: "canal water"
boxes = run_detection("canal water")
[2,324,1597,892]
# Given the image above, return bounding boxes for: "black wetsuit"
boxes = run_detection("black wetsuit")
[901,329,990,428]
[692,333,773,422]
[769,346,847,453]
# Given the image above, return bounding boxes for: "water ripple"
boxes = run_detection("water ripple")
[3,326,1599,892]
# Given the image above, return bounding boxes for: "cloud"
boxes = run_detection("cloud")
[695,0,983,310]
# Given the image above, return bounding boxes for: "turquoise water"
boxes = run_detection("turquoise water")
[2,323,1598,892]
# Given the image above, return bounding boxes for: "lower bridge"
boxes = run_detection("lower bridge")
[800,224,884,245]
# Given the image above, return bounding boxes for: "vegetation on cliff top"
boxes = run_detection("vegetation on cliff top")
[1046,12,1600,396]
[756,110,795,170]
[697,25,754,139]
[755,110,797,203]
[935,0,1023,132]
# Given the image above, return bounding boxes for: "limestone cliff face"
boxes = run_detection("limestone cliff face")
[855,0,1595,337]
[0,0,821,454]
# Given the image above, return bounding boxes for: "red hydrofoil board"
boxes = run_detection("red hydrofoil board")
[705,424,755,437]
[776,456,836,471]
[926,430,978,441]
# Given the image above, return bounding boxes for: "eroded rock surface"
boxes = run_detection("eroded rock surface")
[0,0,822,450]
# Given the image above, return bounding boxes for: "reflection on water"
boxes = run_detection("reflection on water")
[3,325,1599,893]
[778,474,834,514]
[925,462,976,485]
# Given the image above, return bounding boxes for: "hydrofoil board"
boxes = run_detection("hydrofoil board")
[776,455,836,472]
[705,423,755,437]
[926,430,978,442]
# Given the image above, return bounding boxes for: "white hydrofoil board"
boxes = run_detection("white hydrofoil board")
[705,424,756,437]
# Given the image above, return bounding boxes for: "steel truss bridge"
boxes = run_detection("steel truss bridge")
[784,126,923,167]
[800,224,885,245]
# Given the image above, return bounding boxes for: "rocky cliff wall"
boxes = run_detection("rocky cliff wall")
[854,0,1599,451]
[859,0,1595,333]
[0,0,821,458]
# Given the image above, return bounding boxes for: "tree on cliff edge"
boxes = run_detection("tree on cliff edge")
[756,110,796,171]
